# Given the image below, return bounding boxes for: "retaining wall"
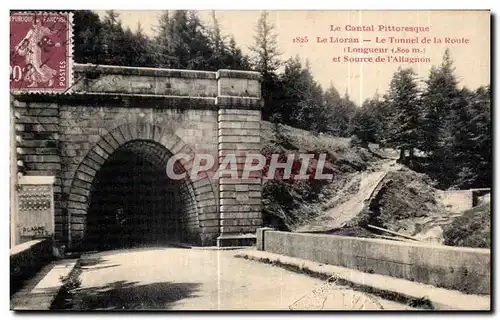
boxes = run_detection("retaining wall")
[256,229,490,295]
[10,239,54,295]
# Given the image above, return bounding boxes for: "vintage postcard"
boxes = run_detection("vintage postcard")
[9,9,491,311]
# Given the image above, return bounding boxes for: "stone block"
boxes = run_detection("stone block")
[218,136,260,143]
[219,178,261,185]
[235,185,249,192]
[220,226,258,234]
[219,184,235,192]
[68,193,87,203]
[217,78,261,97]
[220,211,261,219]
[218,114,261,122]
[220,219,263,226]
[220,198,261,205]
[200,219,220,228]
[219,142,261,151]
[218,128,261,137]
[220,204,261,212]
[256,227,274,251]
[218,109,261,116]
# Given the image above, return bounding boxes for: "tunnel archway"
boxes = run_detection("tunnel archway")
[85,140,193,250]
[66,123,217,249]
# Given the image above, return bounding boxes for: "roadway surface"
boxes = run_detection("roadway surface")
[63,246,412,310]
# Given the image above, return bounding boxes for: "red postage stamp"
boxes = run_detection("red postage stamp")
[10,12,73,93]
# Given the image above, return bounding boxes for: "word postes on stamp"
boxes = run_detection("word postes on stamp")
[10,11,73,93]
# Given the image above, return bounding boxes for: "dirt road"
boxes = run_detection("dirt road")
[296,159,401,232]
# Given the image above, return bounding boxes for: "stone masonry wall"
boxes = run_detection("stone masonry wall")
[216,70,263,246]
[13,101,64,240]
[12,64,263,247]
[258,230,491,295]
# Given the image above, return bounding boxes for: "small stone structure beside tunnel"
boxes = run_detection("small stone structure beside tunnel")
[11,63,263,248]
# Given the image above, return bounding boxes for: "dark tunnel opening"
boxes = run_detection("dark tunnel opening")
[85,141,188,250]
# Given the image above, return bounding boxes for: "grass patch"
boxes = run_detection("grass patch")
[50,262,82,310]
[443,203,491,249]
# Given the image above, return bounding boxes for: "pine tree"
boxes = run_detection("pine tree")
[386,67,422,159]
[73,10,105,64]
[226,36,251,70]
[100,10,129,65]
[323,85,342,134]
[249,11,282,120]
[249,11,281,73]
[331,91,357,137]
[279,57,327,132]
[350,96,384,147]
[152,11,171,67]
[131,22,156,67]
[449,86,492,188]
[207,11,226,69]
[153,10,214,70]
[421,48,459,154]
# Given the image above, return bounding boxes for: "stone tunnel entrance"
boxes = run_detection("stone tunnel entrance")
[12,64,263,249]
[84,140,197,250]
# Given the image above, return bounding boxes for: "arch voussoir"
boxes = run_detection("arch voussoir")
[93,144,110,160]
[136,122,152,140]
[118,123,133,141]
[152,125,167,143]
[96,138,114,155]
[65,121,215,248]
[109,127,127,146]
[86,150,107,166]
[68,193,88,204]
[158,132,177,149]
[128,124,139,140]
[102,132,120,150]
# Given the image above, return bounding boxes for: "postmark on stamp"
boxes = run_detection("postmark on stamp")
[289,275,385,310]
[10,11,73,93]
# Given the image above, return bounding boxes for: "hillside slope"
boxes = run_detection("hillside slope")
[260,121,379,230]
[260,121,491,249]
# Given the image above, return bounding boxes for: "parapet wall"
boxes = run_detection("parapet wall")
[72,64,218,97]
[256,229,490,295]
[10,239,54,294]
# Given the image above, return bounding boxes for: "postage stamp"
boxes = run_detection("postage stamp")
[10,11,73,93]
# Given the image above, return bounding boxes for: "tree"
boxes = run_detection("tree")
[207,11,226,69]
[420,48,459,154]
[322,85,341,134]
[249,11,282,120]
[278,57,327,132]
[350,96,384,147]
[226,36,251,70]
[386,67,422,159]
[153,10,214,70]
[448,86,492,188]
[332,91,357,137]
[151,11,171,67]
[249,11,281,73]
[206,12,251,70]
[73,10,106,64]
[100,10,129,66]
[130,22,156,67]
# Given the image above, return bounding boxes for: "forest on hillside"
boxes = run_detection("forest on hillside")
[73,10,492,190]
